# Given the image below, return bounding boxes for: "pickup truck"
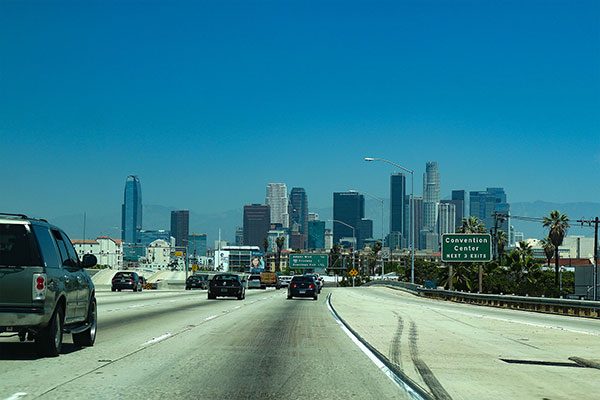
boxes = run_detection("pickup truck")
[260,272,281,290]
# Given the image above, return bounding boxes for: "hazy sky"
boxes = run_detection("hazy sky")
[1,0,599,220]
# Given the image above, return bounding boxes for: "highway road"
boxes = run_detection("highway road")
[1,286,599,400]
[331,286,600,400]
[0,288,404,400]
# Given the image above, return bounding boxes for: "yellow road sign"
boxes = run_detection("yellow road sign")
[174,251,183,257]
[349,269,358,277]
[192,264,198,271]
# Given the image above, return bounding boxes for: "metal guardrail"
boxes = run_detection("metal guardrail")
[366,280,600,318]
[418,288,600,318]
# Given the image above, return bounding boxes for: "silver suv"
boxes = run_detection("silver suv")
[0,213,97,356]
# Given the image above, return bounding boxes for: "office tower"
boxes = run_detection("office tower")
[235,227,244,246]
[324,229,333,250]
[243,204,271,249]
[422,162,440,231]
[333,192,364,248]
[390,173,406,240]
[170,210,190,248]
[358,218,374,248]
[188,233,207,257]
[452,190,466,229]
[408,195,424,250]
[290,188,309,249]
[385,231,403,250]
[469,188,510,233]
[437,202,456,236]
[121,175,142,244]
[266,183,289,228]
[308,220,326,250]
[308,212,319,222]
[138,229,170,246]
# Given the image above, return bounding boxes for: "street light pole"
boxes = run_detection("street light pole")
[349,189,384,278]
[365,157,415,284]
[328,219,356,287]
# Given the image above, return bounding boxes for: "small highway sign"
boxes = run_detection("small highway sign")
[441,234,491,262]
[192,264,198,271]
[349,268,358,277]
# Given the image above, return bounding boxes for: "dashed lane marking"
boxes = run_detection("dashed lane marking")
[140,333,172,346]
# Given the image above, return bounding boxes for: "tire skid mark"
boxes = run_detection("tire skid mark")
[409,321,453,400]
[389,313,404,369]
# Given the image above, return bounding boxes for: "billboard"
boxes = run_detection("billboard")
[214,250,230,272]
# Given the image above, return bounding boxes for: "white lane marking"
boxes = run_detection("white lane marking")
[3,393,28,400]
[140,333,172,346]
[232,306,241,310]
[127,304,145,309]
[204,315,218,321]
[327,294,425,400]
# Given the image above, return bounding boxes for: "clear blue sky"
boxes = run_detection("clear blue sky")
[1,0,599,220]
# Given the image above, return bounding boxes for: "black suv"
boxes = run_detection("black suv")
[208,273,245,300]
[0,213,98,356]
[186,275,207,290]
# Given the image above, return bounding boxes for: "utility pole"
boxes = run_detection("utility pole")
[577,217,599,301]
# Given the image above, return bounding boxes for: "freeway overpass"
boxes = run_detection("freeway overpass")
[1,286,599,399]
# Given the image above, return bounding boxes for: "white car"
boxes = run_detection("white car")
[278,275,293,287]
[247,274,261,289]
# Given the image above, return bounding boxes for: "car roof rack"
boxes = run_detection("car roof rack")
[0,213,48,223]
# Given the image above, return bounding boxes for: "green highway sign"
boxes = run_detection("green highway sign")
[289,254,329,270]
[441,234,491,262]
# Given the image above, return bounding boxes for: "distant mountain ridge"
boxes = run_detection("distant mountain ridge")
[52,201,599,248]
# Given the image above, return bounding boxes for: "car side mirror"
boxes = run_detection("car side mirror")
[82,254,97,268]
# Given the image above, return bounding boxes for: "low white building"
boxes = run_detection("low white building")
[73,236,123,269]
[146,239,172,270]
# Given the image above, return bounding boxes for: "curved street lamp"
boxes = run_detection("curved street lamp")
[328,219,357,286]
[364,157,415,284]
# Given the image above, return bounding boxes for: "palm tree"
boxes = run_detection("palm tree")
[497,230,507,264]
[275,236,285,273]
[457,216,487,233]
[540,237,555,269]
[542,210,570,286]
[517,240,533,262]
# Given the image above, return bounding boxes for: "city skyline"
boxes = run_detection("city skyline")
[1,1,598,241]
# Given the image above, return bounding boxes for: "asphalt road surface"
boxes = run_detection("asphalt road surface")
[0,288,405,400]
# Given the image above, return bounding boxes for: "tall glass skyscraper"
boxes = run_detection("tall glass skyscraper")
[469,188,510,233]
[422,162,440,231]
[171,210,190,248]
[121,175,142,244]
[390,173,406,241]
[333,192,364,248]
[290,187,308,249]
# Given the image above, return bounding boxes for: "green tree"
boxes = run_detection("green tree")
[516,240,533,262]
[275,236,285,273]
[542,210,570,286]
[540,237,555,269]
[457,216,487,233]
[497,230,507,264]
[263,237,269,254]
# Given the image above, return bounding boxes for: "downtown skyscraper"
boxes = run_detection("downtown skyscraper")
[422,162,440,231]
[266,183,289,228]
[470,188,510,234]
[121,175,142,244]
[390,173,406,246]
[290,187,308,249]
[170,210,190,248]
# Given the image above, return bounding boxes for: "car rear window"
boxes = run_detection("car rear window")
[115,272,135,279]
[214,275,237,281]
[291,276,313,283]
[0,223,42,267]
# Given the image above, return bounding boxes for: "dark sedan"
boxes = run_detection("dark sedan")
[287,275,318,300]
[111,271,143,292]
[208,273,245,300]
[186,275,207,290]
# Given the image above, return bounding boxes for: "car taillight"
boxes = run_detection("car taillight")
[309,284,315,289]
[290,283,297,288]
[33,273,47,300]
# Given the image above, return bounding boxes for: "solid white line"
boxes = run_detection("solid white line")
[3,393,28,400]
[204,315,218,321]
[327,294,425,400]
[140,333,172,346]
[232,306,241,310]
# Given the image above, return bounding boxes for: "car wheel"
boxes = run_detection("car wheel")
[139,284,143,292]
[73,298,97,347]
[111,287,115,292]
[313,295,318,300]
[36,306,64,357]
[287,294,292,300]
